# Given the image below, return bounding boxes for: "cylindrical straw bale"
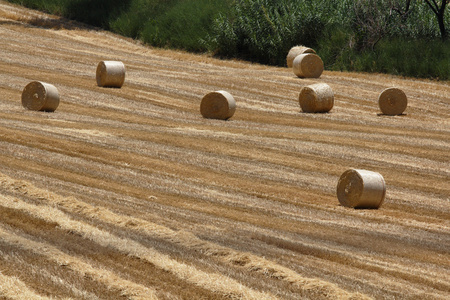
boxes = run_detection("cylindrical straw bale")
[293,53,324,78]
[378,87,407,115]
[298,83,334,113]
[21,81,60,112]
[96,61,126,88]
[286,46,316,68]
[200,90,236,120]
[336,169,386,209]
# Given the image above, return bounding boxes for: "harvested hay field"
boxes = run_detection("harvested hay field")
[0,1,449,299]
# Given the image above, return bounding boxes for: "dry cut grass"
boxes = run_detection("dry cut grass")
[0,1,449,299]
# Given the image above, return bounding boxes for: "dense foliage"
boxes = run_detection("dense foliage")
[6,0,449,79]
[207,0,449,79]
[110,0,230,51]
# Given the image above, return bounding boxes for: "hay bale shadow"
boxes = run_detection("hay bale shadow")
[377,113,408,117]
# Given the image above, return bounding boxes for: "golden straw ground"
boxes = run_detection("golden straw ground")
[0,271,53,300]
[0,2,449,299]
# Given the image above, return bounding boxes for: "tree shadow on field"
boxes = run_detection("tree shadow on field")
[1,0,132,31]
[0,16,97,31]
[26,16,92,31]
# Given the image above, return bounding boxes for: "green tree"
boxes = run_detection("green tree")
[423,0,448,40]
[391,0,448,39]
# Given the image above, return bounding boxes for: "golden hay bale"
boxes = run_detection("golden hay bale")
[200,90,236,120]
[292,53,324,78]
[21,81,60,112]
[286,45,316,68]
[299,83,334,113]
[96,61,126,88]
[378,87,407,115]
[336,169,386,209]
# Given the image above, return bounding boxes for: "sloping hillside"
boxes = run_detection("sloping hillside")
[0,1,449,299]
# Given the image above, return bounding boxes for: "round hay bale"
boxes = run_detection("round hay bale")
[336,169,386,209]
[200,90,236,120]
[96,61,126,88]
[378,87,407,115]
[299,83,334,113]
[286,46,316,68]
[21,81,60,112]
[293,53,324,78]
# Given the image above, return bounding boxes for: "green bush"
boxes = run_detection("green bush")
[65,0,132,28]
[316,26,354,71]
[109,0,178,39]
[207,0,449,79]
[373,38,450,79]
[138,0,229,52]
[317,29,450,80]
[207,0,327,65]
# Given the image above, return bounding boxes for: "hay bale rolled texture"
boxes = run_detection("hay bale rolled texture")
[378,87,407,115]
[286,46,316,68]
[21,81,60,112]
[299,83,334,113]
[200,90,236,120]
[336,169,386,209]
[293,53,324,78]
[96,61,126,88]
